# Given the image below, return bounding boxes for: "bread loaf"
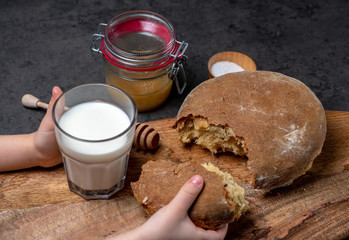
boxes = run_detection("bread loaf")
[175,71,327,190]
[131,160,249,230]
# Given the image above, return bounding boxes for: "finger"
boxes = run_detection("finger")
[168,175,204,215]
[49,86,63,108]
[214,224,229,239]
[196,224,229,240]
[39,86,63,132]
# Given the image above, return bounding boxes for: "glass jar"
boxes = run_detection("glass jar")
[91,11,188,112]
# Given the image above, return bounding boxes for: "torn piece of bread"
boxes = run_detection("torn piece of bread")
[201,162,249,221]
[175,71,327,190]
[131,160,249,230]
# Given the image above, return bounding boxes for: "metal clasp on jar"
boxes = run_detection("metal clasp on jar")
[169,40,188,95]
[91,23,107,54]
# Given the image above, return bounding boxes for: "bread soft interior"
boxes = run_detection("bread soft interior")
[177,116,247,155]
[201,162,249,220]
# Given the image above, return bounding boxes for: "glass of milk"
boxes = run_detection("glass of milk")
[52,83,137,199]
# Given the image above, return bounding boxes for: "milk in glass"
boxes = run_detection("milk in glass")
[57,101,132,194]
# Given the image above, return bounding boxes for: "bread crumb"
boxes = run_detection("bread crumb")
[142,196,149,205]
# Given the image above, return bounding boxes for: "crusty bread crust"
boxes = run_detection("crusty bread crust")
[131,160,247,230]
[175,71,327,190]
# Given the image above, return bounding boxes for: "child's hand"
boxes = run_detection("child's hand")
[116,175,228,240]
[0,86,63,171]
[34,86,63,168]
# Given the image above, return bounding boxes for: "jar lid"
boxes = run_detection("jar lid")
[102,11,178,71]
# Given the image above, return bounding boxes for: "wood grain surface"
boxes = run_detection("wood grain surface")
[0,110,348,240]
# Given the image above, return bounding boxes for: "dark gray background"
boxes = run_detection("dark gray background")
[1,0,348,134]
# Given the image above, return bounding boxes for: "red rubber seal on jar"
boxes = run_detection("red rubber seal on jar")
[101,12,179,72]
[101,40,179,72]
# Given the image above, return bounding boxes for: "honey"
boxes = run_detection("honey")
[91,11,188,112]
[104,58,173,112]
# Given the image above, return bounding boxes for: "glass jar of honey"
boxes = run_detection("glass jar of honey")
[91,11,188,112]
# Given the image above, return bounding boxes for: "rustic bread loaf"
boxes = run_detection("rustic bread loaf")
[175,71,327,190]
[131,160,249,230]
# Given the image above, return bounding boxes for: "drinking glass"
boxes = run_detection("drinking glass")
[52,83,137,199]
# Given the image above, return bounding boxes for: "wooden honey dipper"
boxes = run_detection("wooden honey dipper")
[21,94,160,150]
[133,123,160,150]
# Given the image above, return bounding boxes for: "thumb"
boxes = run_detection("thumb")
[49,86,63,106]
[39,86,63,132]
[168,175,204,215]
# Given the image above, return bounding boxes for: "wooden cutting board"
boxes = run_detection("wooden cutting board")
[0,110,348,240]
